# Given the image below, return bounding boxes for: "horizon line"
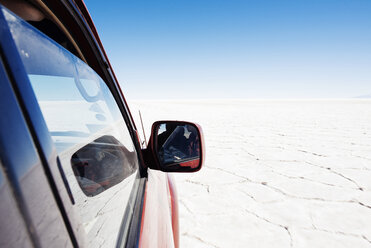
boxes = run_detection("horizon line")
[127,97,371,102]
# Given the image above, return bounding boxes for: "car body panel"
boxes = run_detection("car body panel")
[139,170,175,248]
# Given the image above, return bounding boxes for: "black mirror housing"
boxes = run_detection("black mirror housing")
[143,121,205,172]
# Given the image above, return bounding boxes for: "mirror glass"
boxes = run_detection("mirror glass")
[156,123,200,169]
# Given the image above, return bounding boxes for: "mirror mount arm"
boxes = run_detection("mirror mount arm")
[142,147,160,171]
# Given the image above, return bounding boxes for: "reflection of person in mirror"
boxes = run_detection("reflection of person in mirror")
[187,132,200,157]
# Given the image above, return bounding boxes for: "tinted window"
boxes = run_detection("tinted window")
[4,8,138,247]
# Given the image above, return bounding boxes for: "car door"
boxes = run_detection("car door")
[0,6,146,247]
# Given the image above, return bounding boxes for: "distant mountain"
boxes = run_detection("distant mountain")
[354,94,371,99]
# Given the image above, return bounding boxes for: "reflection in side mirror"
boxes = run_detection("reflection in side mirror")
[147,121,204,172]
[157,123,200,166]
[71,135,136,196]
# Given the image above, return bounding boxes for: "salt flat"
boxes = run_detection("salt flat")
[128,99,371,248]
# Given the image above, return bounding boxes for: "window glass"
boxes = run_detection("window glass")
[4,8,138,247]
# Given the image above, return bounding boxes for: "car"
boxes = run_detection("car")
[0,1,205,247]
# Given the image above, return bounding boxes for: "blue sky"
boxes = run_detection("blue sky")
[85,0,371,99]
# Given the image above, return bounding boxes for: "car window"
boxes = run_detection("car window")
[3,8,138,247]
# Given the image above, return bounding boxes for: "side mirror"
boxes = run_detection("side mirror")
[144,121,205,172]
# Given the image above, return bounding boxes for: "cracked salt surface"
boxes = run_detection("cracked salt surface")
[129,99,371,248]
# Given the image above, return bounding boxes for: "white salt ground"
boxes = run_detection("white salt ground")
[128,99,371,248]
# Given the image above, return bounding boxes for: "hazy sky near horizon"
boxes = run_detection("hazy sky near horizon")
[85,0,371,99]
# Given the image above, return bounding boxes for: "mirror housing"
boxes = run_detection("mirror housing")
[144,121,205,172]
